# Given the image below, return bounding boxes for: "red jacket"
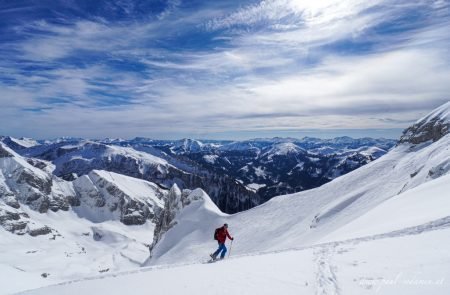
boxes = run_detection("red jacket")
[216,226,232,244]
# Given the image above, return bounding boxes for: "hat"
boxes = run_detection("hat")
[224,223,228,227]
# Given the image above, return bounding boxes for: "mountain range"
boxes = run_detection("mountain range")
[1,101,449,294]
[1,134,395,213]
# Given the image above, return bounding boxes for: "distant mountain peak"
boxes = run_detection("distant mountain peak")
[399,101,450,144]
[270,142,305,155]
[260,142,306,161]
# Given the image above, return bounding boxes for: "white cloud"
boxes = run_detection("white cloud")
[11,44,447,139]
[1,0,449,138]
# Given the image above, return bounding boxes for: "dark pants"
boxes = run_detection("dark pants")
[213,243,227,259]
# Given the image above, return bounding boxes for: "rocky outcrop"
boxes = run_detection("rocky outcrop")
[0,203,54,236]
[150,184,183,250]
[26,158,49,171]
[399,118,449,144]
[0,144,169,238]
[1,143,77,213]
[0,154,61,213]
[0,207,28,234]
[399,102,450,144]
[29,226,52,237]
[72,170,165,225]
[150,184,203,253]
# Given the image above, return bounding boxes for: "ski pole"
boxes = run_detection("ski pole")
[228,240,233,258]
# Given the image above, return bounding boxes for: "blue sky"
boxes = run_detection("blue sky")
[0,0,449,140]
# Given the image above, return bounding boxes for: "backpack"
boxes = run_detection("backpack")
[214,227,221,240]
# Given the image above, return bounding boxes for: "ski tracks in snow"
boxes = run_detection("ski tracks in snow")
[311,215,450,295]
[314,243,340,295]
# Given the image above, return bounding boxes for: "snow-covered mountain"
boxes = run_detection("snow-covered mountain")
[2,102,449,294]
[1,134,393,213]
[177,137,395,200]
[0,143,168,234]
[146,102,450,265]
[137,102,449,288]
[93,135,395,202]
[15,102,450,295]
[0,136,39,150]
[15,140,258,213]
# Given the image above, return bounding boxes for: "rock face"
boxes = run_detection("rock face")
[28,225,52,237]
[72,170,165,225]
[150,184,204,253]
[0,144,74,235]
[150,184,183,251]
[399,101,450,144]
[0,143,72,215]
[0,207,28,234]
[0,203,55,236]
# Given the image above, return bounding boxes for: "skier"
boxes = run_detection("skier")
[210,223,234,261]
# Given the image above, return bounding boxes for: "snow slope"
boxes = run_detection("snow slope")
[322,174,450,242]
[19,174,450,295]
[0,208,156,294]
